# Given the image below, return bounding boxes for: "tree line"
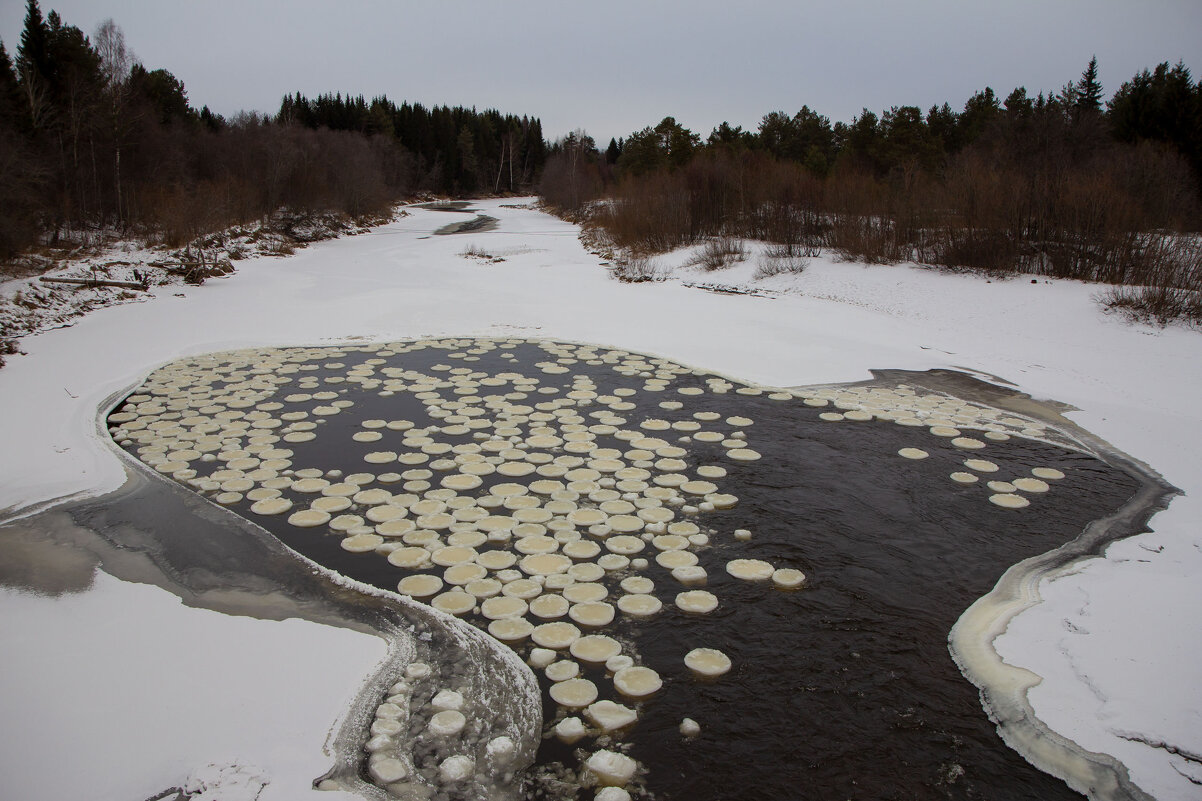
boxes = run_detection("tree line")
[0,0,548,259]
[540,58,1202,321]
[277,93,546,196]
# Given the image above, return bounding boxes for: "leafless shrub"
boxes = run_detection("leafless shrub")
[1102,285,1202,325]
[265,234,296,256]
[1098,236,1202,325]
[0,330,17,369]
[828,215,907,263]
[597,170,694,253]
[459,243,505,263]
[691,237,748,271]
[612,255,666,282]
[539,132,605,214]
[754,253,808,279]
[765,241,821,258]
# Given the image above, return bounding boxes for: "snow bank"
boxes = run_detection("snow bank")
[0,571,383,801]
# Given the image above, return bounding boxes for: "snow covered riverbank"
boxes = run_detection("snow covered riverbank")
[1,198,1199,799]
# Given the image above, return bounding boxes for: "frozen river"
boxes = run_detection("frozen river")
[1,200,1199,800]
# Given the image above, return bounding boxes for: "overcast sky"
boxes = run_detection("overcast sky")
[2,0,1200,144]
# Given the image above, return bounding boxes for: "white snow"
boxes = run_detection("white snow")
[1,198,1200,798]
[0,571,383,801]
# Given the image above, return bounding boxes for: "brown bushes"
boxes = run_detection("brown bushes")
[1098,236,1202,323]
[754,249,808,278]
[691,237,748,270]
[612,255,667,282]
[124,125,405,248]
[539,132,605,215]
[596,152,826,254]
[583,138,1201,321]
[597,170,693,252]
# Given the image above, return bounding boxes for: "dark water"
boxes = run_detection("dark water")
[413,201,476,212]
[434,214,499,235]
[596,400,1132,801]
[108,341,1141,801]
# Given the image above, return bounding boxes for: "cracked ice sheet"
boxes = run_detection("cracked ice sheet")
[0,570,384,801]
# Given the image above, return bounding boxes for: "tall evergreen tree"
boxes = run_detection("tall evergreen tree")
[617,125,667,176]
[129,64,194,125]
[198,104,223,131]
[706,121,750,150]
[958,87,1000,145]
[1003,87,1033,118]
[880,105,940,172]
[16,0,49,80]
[652,116,699,168]
[0,42,22,121]
[925,103,959,153]
[792,106,836,175]
[1076,56,1104,114]
[605,137,620,164]
[1108,61,1202,191]
[14,0,52,130]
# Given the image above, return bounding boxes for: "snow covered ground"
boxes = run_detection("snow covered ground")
[0,198,1199,799]
[0,209,385,343]
[0,570,385,801]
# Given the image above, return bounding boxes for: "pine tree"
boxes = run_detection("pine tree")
[16,0,49,79]
[959,87,1000,145]
[605,137,620,164]
[1075,56,1104,114]
[1108,61,1202,192]
[198,105,223,131]
[130,65,194,125]
[925,103,959,153]
[0,42,22,122]
[793,106,835,174]
[1004,87,1033,117]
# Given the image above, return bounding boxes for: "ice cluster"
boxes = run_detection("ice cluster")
[108,336,1070,796]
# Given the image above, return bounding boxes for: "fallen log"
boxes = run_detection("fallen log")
[40,276,147,290]
[682,282,779,299]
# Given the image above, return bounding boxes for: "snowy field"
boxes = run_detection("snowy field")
[0,198,1199,799]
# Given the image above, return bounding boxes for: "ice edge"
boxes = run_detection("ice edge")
[944,384,1178,801]
[92,375,543,800]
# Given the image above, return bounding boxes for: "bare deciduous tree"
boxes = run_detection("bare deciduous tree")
[95,18,133,224]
